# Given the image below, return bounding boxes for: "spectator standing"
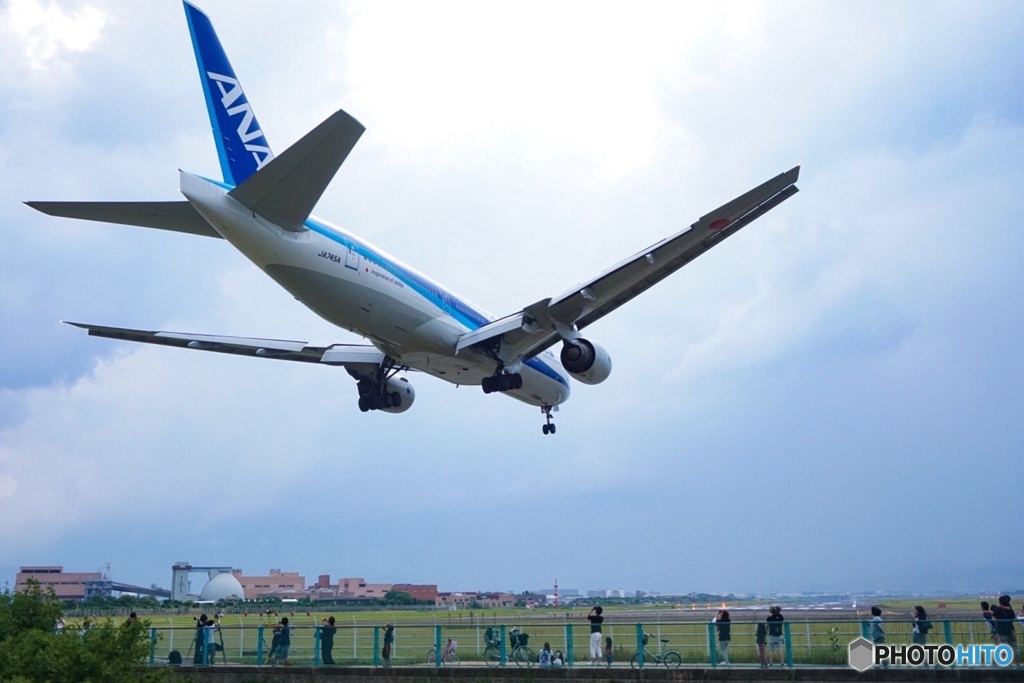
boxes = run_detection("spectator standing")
[587,606,604,666]
[271,617,291,666]
[604,636,614,667]
[766,606,785,666]
[991,595,1018,661]
[911,606,931,645]
[870,606,885,643]
[870,607,886,668]
[382,624,395,667]
[204,617,218,665]
[713,610,731,665]
[320,616,337,665]
[755,622,768,668]
[193,614,207,665]
[982,601,998,643]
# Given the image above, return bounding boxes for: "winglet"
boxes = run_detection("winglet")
[183,1,273,186]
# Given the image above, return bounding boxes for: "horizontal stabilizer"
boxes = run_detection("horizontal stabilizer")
[25,200,221,238]
[227,109,365,231]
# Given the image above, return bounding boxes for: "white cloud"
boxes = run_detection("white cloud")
[4,0,105,68]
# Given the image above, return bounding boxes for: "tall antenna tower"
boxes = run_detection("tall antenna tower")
[554,579,559,607]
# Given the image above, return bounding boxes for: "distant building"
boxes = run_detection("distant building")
[16,566,102,601]
[301,576,436,602]
[231,569,306,600]
[436,591,515,609]
[392,583,439,602]
[337,577,392,598]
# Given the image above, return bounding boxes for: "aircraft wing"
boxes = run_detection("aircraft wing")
[25,200,221,238]
[457,166,800,363]
[64,322,385,376]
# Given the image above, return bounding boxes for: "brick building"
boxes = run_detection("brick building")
[231,568,306,599]
[15,566,103,601]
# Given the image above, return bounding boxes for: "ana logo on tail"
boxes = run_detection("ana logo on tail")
[207,71,273,171]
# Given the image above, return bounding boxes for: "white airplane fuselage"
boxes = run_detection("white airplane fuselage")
[180,171,572,408]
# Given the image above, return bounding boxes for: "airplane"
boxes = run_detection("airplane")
[27,2,800,435]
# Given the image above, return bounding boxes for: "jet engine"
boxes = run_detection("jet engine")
[560,339,612,385]
[357,376,415,413]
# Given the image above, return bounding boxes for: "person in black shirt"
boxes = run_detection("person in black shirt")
[714,610,731,665]
[991,595,1018,655]
[766,606,784,666]
[587,606,604,665]
[382,624,395,667]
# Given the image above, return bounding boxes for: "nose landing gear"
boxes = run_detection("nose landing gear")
[541,405,556,435]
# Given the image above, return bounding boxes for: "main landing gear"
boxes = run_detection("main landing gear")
[481,372,523,394]
[541,405,556,435]
[355,357,406,412]
[357,379,402,412]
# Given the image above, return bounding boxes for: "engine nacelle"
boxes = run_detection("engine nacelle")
[358,376,416,413]
[560,338,612,385]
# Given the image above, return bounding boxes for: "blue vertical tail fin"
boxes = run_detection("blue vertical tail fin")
[183,1,273,186]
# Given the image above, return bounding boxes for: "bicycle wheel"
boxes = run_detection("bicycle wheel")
[514,646,535,667]
[484,646,501,667]
[663,651,682,668]
[426,648,437,665]
[446,652,460,666]
[630,653,641,668]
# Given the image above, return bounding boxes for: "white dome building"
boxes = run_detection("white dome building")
[199,572,245,601]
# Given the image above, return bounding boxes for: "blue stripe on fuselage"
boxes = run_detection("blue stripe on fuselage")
[304,218,568,389]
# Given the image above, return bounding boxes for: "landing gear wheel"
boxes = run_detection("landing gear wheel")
[483,372,521,394]
[358,396,371,412]
[541,405,556,435]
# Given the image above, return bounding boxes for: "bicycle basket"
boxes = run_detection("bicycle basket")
[642,633,650,646]
[511,632,529,648]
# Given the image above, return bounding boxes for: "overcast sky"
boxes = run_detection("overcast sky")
[2,0,1022,598]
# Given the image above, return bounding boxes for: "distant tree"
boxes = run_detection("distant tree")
[0,580,168,682]
[380,591,416,606]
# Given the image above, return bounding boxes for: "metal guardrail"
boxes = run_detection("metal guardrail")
[144,618,1018,668]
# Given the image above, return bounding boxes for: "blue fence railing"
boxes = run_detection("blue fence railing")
[141,618,1017,668]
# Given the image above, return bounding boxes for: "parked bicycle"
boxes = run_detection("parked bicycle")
[630,632,682,668]
[426,637,460,666]
[483,627,535,667]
